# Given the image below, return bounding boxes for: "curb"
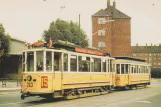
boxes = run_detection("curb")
[0,88,21,92]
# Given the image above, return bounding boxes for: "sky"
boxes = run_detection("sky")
[0,0,161,46]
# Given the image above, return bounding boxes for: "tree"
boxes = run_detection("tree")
[0,24,11,57]
[43,19,89,47]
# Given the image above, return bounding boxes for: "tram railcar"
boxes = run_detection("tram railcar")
[20,41,151,100]
[114,57,151,90]
[21,47,115,99]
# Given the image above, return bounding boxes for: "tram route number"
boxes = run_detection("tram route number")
[41,76,48,88]
[27,82,33,87]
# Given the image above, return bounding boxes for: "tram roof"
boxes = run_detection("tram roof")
[114,56,146,62]
[22,48,113,59]
[23,40,111,57]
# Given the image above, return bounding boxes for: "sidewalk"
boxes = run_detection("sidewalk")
[0,80,21,92]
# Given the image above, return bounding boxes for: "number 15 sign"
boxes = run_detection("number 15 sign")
[41,76,48,88]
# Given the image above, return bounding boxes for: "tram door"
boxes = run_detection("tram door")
[53,52,63,91]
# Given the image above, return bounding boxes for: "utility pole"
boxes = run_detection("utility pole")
[79,14,81,45]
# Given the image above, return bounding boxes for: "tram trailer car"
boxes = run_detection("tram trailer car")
[114,57,151,90]
[21,48,115,100]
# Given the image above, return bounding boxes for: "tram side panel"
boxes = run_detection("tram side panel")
[129,74,151,85]
[62,73,113,89]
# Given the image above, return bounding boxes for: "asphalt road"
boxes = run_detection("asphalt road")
[0,79,161,107]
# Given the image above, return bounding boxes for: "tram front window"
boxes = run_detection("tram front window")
[27,52,34,72]
[46,52,52,72]
[36,51,44,71]
[54,52,61,71]
[22,52,25,72]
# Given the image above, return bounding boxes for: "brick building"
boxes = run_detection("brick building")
[132,44,161,68]
[92,0,132,57]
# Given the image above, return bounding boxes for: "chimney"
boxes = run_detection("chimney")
[113,0,116,8]
[107,0,110,8]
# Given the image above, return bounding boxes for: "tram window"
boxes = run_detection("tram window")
[91,58,94,72]
[63,54,68,71]
[70,55,77,72]
[125,64,129,74]
[121,64,125,74]
[143,66,145,73]
[94,58,101,72]
[36,51,44,71]
[78,56,90,72]
[138,67,140,74]
[27,52,34,72]
[116,64,120,74]
[131,66,133,73]
[46,52,52,72]
[113,64,115,73]
[136,65,138,73]
[22,52,25,72]
[147,67,149,73]
[134,66,136,73]
[110,59,113,72]
[145,67,147,73]
[107,60,109,72]
[54,52,61,71]
[140,66,142,73]
[148,67,150,74]
[142,66,144,73]
[102,59,106,72]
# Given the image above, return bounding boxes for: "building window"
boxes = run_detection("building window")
[98,18,106,24]
[98,30,105,36]
[98,42,106,48]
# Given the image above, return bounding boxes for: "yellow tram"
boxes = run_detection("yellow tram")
[21,41,151,100]
[21,46,115,99]
[114,57,151,89]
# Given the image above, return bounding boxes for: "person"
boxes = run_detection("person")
[83,63,88,72]
[37,62,43,70]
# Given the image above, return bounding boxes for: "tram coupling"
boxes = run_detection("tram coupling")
[21,93,29,100]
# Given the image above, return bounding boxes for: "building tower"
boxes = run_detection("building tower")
[92,0,132,57]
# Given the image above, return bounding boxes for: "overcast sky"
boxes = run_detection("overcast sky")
[0,0,161,46]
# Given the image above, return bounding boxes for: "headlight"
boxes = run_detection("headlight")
[27,75,32,81]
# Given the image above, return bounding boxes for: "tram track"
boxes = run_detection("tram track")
[0,84,160,107]
[25,86,159,107]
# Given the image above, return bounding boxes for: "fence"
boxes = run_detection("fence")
[0,78,21,88]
